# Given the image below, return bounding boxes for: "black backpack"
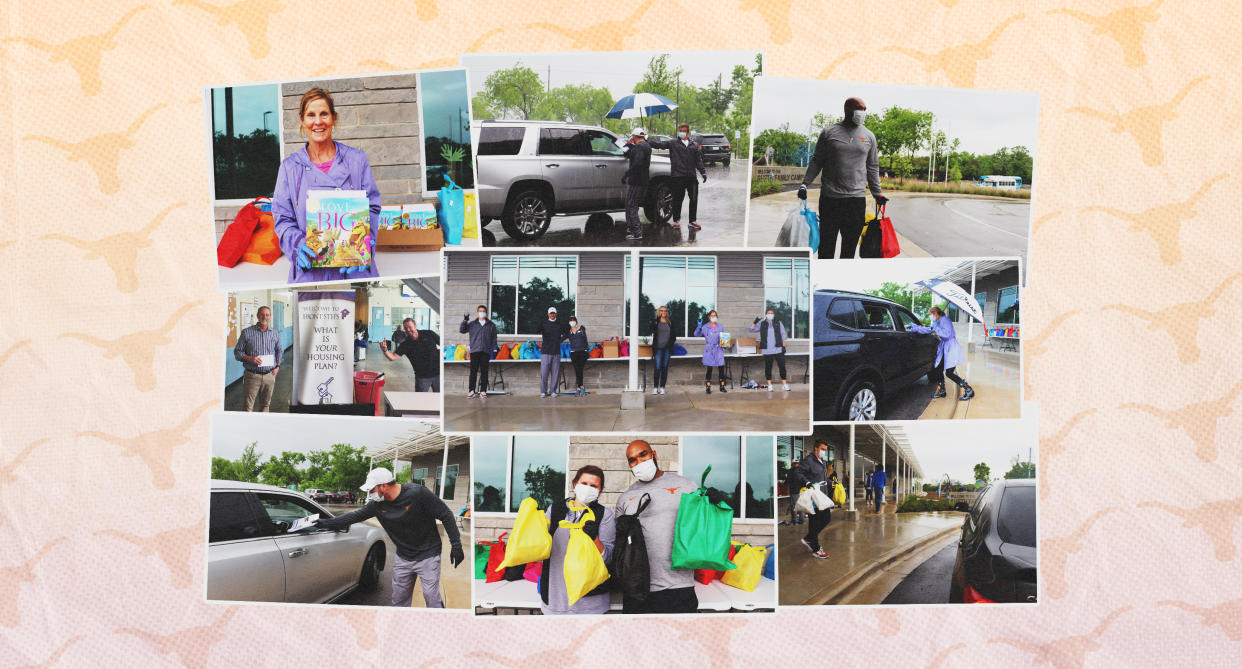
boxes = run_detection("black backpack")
[858,203,884,258]
[611,492,652,603]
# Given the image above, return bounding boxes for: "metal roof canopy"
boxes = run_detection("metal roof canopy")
[364,423,468,463]
[931,259,1018,287]
[810,423,922,479]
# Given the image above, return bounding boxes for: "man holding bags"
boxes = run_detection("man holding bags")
[795,440,839,560]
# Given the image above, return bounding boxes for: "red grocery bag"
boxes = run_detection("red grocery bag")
[484,532,509,583]
[878,205,900,258]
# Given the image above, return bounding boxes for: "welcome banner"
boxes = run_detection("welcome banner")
[293,290,355,405]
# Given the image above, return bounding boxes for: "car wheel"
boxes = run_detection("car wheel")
[501,189,552,240]
[840,379,879,421]
[358,544,383,592]
[480,217,493,228]
[644,181,674,225]
[723,158,731,167]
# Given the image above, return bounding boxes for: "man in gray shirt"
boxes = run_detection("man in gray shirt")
[798,97,888,259]
[614,439,700,613]
[233,305,282,411]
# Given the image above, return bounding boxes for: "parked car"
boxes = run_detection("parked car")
[207,480,386,604]
[813,289,939,421]
[335,491,353,504]
[472,119,676,241]
[950,478,1037,603]
[694,132,732,166]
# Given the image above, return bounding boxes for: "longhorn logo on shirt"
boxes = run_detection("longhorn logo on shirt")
[663,487,682,495]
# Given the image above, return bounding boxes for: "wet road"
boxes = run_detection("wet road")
[880,542,957,605]
[485,161,748,247]
[889,194,1029,264]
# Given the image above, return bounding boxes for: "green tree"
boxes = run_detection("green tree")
[973,462,991,483]
[1004,456,1036,479]
[870,107,933,179]
[517,275,571,335]
[321,443,372,491]
[259,451,306,488]
[475,64,543,119]
[535,83,615,125]
[753,124,807,165]
[703,74,733,117]
[633,54,683,136]
[520,464,566,510]
[235,442,262,483]
[211,457,237,481]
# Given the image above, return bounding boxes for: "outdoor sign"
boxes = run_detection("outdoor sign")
[915,279,985,326]
[293,290,355,405]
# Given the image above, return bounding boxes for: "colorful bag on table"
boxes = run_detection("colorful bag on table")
[240,198,281,265]
[721,542,768,592]
[560,507,611,607]
[474,541,492,580]
[560,342,571,359]
[761,542,776,580]
[437,176,466,245]
[443,345,457,361]
[495,342,511,360]
[523,560,542,583]
[611,492,652,603]
[462,191,480,240]
[619,339,629,357]
[671,466,738,572]
[694,542,738,584]
[483,532,509,583]
[493,497,552,572]
[453,345,467,361]
[673,344,687,356]
[831,482,847,507]
[217,197,274,267]
[588,344,603,359]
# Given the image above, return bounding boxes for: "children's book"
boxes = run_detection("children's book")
[305,190,372,268]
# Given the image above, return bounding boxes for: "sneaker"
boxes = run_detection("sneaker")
[960,385,975,401]
[689,221,702,231]
[550,392,559,398]
[659,387,665,395]
[626,233,642,241]
[671,220,681,229]
[812,549,829,560]
[800,538,816,554]
[652,388,661,395]
[540,393,547,398]
[719,384,727,393]
[480,392,487,399]
[466,391,476,399]
[931,384,947,399]
[767,384,774,392]
[706,385,712,395]
[782,383,791,391]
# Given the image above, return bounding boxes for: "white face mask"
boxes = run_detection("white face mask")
[677,131,687,139]
[366,491,382,503]
[851,110,866,126]
[818,450,827,460]
[631,458,658,482]
[574,483,599,505]
[477,312,487,320]
[709,316,718,323]
[569,321,577,327]
[766,313,774,321]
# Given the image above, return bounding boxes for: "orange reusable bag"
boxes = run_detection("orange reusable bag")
[241,199,282,265]
[495,342,511,360]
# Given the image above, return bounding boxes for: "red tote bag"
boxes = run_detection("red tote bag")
[878,206,901,258]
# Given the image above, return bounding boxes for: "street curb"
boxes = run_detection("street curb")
[804,521,963,606]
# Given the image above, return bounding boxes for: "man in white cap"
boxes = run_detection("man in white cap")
[621,126,651,241]
[315,467,464,607]
[538,306,569,398]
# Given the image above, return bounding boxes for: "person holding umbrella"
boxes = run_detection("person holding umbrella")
[693,309,727,395]
[906,306,975,401]
[646,123,707,231]
[621,127,652,241]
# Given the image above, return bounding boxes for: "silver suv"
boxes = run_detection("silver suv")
[472,120,675,241]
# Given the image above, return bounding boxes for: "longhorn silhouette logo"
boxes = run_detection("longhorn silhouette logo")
[41,202,186,293]
[1084,174,1227,265]
[94,517,205,589]
[1042,506,1118,598]
[11,634,85,669]
[739,0,793,45]
[1048,1,1165,67]
[75,400,217,489]
[115,606,238,669]
[1068,76,1207,166]
[1140,495,1242,560]
[1102,272,1242,365]
[3,6,148,95]
[0,439,49,528]
[23,104,166,194]
[989,606,1134,669]
[174,1,286,58]
[0,537,68,628]
[58,301,201,392]
[1119,379,1242,462]
[526,1,658,50]
[1158,598,1242,641]
[880,14,1025,87]
[1040,408,1097,500]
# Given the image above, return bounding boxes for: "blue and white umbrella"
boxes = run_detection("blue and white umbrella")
[915,279,986,328]
[605,92,679,120]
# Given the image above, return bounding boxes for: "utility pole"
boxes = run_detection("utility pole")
[547,65,551,93]
[675,74,680,131]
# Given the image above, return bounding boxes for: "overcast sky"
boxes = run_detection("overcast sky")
[753,77,1039,155]
[814,257,970,293]
[898,410,1038,483]
[211,413,433,462]
[461,50,760,104]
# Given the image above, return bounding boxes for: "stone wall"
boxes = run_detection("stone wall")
[751,164,805,184]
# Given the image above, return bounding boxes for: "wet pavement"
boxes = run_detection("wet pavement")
[880,542,957,605]
[778,509,963,605]
[332,510,471,609]
[443,384,810,433]
[485,162,748,248]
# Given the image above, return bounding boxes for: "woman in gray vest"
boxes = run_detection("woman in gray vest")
[749,307,790,391]
[539,465,615,614]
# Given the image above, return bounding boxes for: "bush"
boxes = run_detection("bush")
[897,493,958,513]
[750,177,783,197]
[879,178,1031,199]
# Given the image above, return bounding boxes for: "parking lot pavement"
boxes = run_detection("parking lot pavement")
[880,542,957,605]
[485,162,747,248]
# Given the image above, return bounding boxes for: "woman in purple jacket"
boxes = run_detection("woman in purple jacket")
[693,309,727,394]
[906,306,974,400]
[272,87,381,284]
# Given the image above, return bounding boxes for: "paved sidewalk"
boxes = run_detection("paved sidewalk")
[778,509,963,605]
[747,188,929,257]
[918,346,1021,420]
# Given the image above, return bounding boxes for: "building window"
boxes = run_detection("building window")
[435,464,459,501]
[997,285,1019,324]
[409,467,429,486]
[210,84,281,201]
[471,435,568,514]
[634,256,716,338]
[417,69,475,195]
[682,436,774,520]
[489,256,578,336]
[974,291,987,316]
[763,257,810,338]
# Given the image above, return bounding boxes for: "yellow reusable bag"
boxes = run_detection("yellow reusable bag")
[560,506,610,606]
[494,497,552,571]
[463,192,480,240]
[832,482,846,507]
[721,541,767,592]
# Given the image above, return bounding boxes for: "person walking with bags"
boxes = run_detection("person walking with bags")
[647,123,707,231]
[785,461,805,526]
[621,127,652,241]
[693,309,727,394]
[906,306,975,401]
[864,469,873,502]
[798,440,837,559]
[749,307,790,392]
[539,306,570,398]
[871,467,888,513]
[539,465,616,614]
[460,305,497,399]
[797,97,887,259]
[567,315,590,397]
[649,305,678,395]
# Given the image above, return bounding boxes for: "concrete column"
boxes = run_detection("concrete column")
[969,260,977,346]
[845,425,858,521]
[621,250,644,410]
[895,449,901,501]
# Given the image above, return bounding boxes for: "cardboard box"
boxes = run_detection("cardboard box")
[735,337,758,354]
[376,227,444,252]
[601,341,620,358]
[638,343,653,357]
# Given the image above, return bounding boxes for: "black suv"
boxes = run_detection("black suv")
[694,133,732,166]
[813,289,938,421]
[950,478,1037,603]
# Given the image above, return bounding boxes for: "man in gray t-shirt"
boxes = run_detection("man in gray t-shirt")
[614,439,699,614]
[798,97,888,260]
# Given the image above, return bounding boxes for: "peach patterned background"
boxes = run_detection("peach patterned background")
[2,0,1240,666]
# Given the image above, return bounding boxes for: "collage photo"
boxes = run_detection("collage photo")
[206,49,1037,615]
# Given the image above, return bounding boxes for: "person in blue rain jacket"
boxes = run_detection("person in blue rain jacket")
[693,309,727,394]
[906,306,975,401]
[272,87,382,284]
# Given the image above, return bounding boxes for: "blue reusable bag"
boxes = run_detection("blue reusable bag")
[561,342,571,359]
[673,344,687,356]
[762,542,776,579]
[442,345,456,360]
[800,202,820,250]
[438,176,465,245]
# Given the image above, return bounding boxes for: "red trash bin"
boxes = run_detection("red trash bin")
[353,371,386,416]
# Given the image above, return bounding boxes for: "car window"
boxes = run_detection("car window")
[699,135,728,145]
[997,485,1036,547]
[254,493,326,534]
[585,130,623,156]
[827,297,860,330]
[538,128,586,155]
[894,308,920,331]
[969,484,994,525]
[860,302,895,330]
[477,126,525,156]
[210,492,261,543]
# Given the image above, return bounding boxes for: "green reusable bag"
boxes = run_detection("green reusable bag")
[670,465,738,572]
[474,541,491,580]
